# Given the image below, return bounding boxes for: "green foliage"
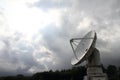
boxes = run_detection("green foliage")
[0,65,120,80]
[32,66,86,80]
[107,65,119,80]
[0,75,31,80]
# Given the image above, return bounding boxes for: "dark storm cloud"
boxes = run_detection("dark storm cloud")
[40,26,73,70]
[0,34,46,75]
[37,0,120,67]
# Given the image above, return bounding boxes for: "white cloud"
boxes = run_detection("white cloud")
[1,0,63,40]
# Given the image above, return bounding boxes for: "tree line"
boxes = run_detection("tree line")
[0,65,120,80]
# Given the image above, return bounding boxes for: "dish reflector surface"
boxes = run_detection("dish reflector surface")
[71,31,96,65]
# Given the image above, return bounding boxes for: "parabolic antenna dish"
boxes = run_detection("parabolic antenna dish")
[71,31,97,65]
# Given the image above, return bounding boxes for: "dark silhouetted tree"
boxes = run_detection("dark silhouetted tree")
[107,65,117,80]
[118,67,120,80]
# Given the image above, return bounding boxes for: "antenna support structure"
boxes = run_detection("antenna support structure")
[70,31,108,80]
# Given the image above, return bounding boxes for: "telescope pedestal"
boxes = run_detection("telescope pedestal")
[84,48,108,80]
[85,66,107,80]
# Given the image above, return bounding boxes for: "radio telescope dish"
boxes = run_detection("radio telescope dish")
[70,31,96,65]
[70,30,108,80]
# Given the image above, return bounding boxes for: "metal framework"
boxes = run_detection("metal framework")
[70,38,94,60]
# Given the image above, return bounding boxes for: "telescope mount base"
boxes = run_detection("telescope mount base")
[84,48,108,80]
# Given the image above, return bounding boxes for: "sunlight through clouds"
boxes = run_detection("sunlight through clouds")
[0,0,64,75]
[3,0,62,39]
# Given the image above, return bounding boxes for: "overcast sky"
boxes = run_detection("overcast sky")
[0,0,120,76]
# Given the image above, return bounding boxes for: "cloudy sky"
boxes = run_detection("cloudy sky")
[0,0,120,76]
